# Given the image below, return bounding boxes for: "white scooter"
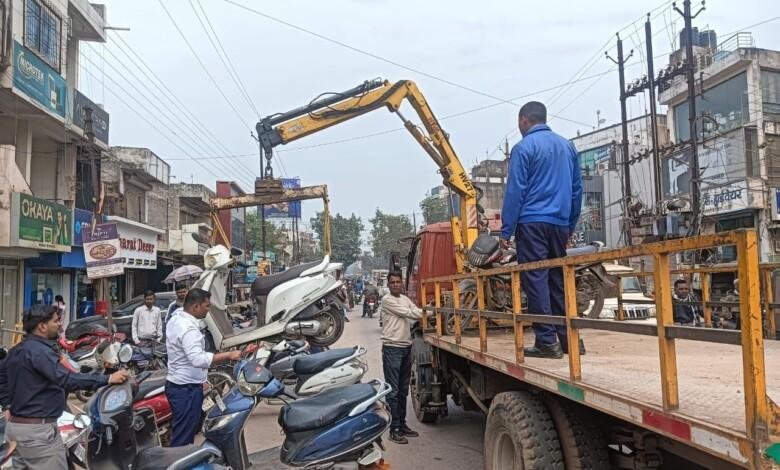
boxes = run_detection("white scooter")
[191,235,347,350]
[254,341,368,397]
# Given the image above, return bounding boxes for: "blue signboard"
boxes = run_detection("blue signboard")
[263,178,302,219]
[73,209,94,247]
[13,41,67,118]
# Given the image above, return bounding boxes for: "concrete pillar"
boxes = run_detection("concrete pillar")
[14,120,32,183]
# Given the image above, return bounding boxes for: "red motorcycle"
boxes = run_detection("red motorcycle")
[58,327,126,354]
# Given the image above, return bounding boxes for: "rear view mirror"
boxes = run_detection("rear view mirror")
[191,233,209,245]
[230,247,243,257]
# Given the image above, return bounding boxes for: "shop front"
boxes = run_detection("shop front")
[106,216,162,306]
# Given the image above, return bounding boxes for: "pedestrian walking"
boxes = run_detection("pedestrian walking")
[165,288,241,446]
[380,272,421,444]
[500,101,583,358]
[0,305,128,469]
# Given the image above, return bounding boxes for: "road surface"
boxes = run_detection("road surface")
[245,304,486,469]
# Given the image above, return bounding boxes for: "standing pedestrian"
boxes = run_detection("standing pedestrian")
[165,288,241,446]
[132,290,162,345]
[500,101,583,358]
[380,272,422,444]
[167,285,188,320]
[0,305,128,469]
[54,295,67,330]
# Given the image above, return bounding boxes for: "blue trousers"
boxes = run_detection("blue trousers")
[382,345,412,429]
[166,381,204,447]
[516,222,570,346]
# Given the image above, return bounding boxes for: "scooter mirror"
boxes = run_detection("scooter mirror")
[230,247,243,257]
[242,361,273,385]
[191,233,210,245]
[73,413,91,430]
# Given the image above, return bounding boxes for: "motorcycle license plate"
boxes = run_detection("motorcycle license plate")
[215,394,227,412]
[72,443,86,463]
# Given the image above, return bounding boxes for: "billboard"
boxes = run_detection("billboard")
[83,224,124,279]
[262,178,302,218]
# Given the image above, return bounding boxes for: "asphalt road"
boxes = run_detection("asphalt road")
[246,304,486,469]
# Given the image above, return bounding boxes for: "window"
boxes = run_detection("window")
[24,0,61,71]
[673,72,749,142]
[762,70,780,116]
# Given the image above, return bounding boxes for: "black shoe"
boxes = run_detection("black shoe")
[389,429,408,444]
[344,317,350,322]
[524,341,564,359]
[399,425,419,437]
[560,338,586,356]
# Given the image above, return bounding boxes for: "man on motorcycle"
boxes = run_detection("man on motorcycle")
[500,101,583,359]
[0,305,128,469]
[165,288,241,446]
[363,282,380,318]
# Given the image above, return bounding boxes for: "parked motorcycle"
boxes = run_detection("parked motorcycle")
[191,233,347,350]
[58,326,126,354]
[117,339,167,374]
[120,360,392,470]
[254,342,368,397]
[443,233,608,335]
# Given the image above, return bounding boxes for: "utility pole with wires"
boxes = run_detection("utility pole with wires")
[606,34,634,246]
[645,14,665,237]
[674,0,706,236]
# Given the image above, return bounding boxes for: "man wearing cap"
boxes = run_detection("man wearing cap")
[0,305,128,469]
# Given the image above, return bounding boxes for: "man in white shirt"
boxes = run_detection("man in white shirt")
[165,288,240,446]
[380,272,422,444]
[132,290,162,345]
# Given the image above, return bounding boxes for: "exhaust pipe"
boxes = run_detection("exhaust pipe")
[284,320,323,336]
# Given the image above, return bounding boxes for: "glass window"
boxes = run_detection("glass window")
[673,72,749,141]
[621,276,644,294]
[24,0,61,71]
[762,70,780,115]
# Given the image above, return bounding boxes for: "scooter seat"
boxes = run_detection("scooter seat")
[292,347,356,375]
[251,261,320,297]
[135,369,167,399]
[278,383,375,433]
[133,443,220,470]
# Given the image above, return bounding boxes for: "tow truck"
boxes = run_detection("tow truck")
[252,79,780,468]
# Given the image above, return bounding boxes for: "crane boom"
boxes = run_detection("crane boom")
[255,79,479,272]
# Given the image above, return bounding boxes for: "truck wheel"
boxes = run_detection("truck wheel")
[410,360,439,423]
[543,396,610,470]
[484,391,564,470]
[307,306,345,347]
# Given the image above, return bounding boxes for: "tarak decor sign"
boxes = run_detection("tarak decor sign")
[10,192,72,252]
[12,41,67,119]
[83,224,124,279]
[108,218,160,269]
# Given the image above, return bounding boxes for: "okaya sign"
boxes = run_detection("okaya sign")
[10,192,72,252]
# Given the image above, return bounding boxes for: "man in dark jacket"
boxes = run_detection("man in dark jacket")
[500,101,583,358]
[0,305,128,469]
[673,279,703,326]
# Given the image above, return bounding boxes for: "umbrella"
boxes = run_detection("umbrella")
[163,265,203,284]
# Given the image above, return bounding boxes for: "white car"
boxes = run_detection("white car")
[593,264,657,323]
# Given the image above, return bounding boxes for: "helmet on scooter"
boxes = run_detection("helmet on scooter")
[468,233,502,268]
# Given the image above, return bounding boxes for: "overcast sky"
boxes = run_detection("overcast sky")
[82,0,779,231]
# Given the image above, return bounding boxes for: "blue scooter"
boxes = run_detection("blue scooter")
[86,359,391,469]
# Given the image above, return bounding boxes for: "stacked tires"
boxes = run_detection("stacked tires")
[484,391,609,470]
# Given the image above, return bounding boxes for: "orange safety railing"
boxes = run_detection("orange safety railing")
[420,229,778,450]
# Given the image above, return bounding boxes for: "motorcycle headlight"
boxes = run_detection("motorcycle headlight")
[204,411,242,432]
[118,344,133,364]
[237,371,261,396]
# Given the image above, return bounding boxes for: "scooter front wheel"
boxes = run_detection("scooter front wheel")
[307,306,345,347]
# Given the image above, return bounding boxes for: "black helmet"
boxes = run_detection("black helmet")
[468,233,501,268]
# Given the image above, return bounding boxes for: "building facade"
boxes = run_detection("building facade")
[0,0,108,340]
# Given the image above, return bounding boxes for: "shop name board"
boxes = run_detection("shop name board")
[73,89,110,144]
[120,237,155,253]
[10,192,72,252]
[83,223,124,279]
[12,41,67,119]
[701,180,763,216]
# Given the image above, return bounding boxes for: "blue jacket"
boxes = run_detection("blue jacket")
[500,124,583,239]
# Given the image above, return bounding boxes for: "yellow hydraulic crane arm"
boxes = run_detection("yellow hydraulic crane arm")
[255,79,479,273]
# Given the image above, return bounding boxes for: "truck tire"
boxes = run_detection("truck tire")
[484,391,564,470]
[543,396,610,470]
[410,336,440,423]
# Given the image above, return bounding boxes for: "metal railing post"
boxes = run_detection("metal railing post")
[701,272,713,327]
[763,269,776,340]
[476,276,487,353]
[736,230,768,441]
[564,265,581,381]
[653,252,680,410]
[511,271,524,363]
[421,283,428,333]
[452,280,462,344]
[434,281,443,337]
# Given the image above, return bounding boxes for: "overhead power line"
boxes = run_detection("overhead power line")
[222,0,592,128]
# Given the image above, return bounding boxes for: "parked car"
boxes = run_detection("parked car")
[598,264,656,322]
[65,291,176,341]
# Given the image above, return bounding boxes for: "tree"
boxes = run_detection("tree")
[419,195,449,225]
[311,211,364,265]
[369,209,413,266]
[245,211,285,262]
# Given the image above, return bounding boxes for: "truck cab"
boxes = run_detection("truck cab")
[405,222,458,306]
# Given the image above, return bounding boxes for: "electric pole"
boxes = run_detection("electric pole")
[645,15,664,237]
[675,0,706,235]
[606,35,634,246]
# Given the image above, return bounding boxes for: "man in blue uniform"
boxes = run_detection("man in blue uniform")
[0,305,128,468]
[500,101,583,358]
